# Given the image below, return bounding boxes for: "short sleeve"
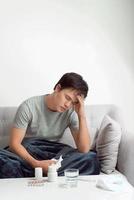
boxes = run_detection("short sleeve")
[13,101,32,130]
[68,111,79,131]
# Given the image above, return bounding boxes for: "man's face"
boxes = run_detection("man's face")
[53,86,80,112]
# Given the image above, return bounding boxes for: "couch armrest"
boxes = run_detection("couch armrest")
[117,131,134,186]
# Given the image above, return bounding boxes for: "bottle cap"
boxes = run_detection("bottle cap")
[48,164,57,172]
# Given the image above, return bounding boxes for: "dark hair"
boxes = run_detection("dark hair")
[54,72,88,98]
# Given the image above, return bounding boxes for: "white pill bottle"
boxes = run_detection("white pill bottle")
[35,167,43,179]
[47,164,57,182]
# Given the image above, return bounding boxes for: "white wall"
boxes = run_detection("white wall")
[0,0,134,132]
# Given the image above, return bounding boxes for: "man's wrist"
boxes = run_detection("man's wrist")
[78,114,86,119]
[31,159,40,168]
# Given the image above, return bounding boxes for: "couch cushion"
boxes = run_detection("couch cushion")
[96,115,122,174]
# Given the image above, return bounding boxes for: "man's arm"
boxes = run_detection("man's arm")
[9,128,55,173]
[70,96,91,153]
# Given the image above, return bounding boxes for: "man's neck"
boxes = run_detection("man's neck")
[45,94,56,112]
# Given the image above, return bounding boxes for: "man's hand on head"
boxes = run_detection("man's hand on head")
[73,95,85,118]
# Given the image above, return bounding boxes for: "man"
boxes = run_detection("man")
[0,72,100,178]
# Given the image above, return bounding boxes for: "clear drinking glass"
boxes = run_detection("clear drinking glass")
[64,168,79,188]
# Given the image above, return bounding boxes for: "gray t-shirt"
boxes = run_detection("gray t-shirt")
[13,95,79,141]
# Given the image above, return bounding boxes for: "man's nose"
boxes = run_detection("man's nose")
[64,101,71,108]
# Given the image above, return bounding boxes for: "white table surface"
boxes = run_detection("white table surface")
[0,175,133,200]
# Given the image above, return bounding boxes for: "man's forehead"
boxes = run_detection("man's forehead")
[66,89,78,95]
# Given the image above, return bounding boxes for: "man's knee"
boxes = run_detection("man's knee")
[81,151,100,172]
[80,151,98,160]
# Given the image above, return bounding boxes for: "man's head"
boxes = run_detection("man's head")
[48,72,88,112]
[54,72,88,98]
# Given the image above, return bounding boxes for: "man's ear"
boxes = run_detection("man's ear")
[54,84,61,92]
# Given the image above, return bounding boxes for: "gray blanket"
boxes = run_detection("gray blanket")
[0,137,100,178]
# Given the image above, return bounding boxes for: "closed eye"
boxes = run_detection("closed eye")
[65,95,78,105]
[65,95,71,101]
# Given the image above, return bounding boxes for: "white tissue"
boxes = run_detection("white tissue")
[51,155,63,170]
[96,176,125,192]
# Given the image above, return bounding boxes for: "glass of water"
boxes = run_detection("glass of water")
[64,168,79,188]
